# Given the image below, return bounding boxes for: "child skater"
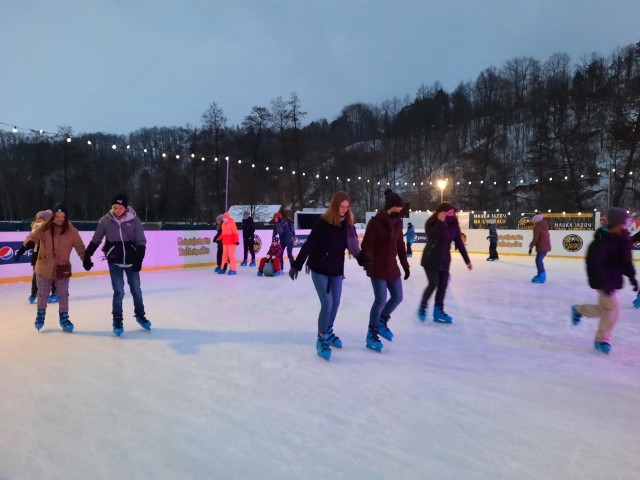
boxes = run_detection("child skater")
[486,219,499,261]
[404,222,415,257]
[15,210,58,303]
[571,208,638,354]
[256,236,283,276]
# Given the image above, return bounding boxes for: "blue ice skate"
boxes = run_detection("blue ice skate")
[48,293,59,303]
[316,334,332,361]
[28,294,37,304]
[531,272,546,283]
[249,260,256,267]
[594,341,611,355]
[326,327,342,348]
[378,317,394,341]
[217,268,226,274]
[113,316,124,337]
[136,315,152,330]
[35,309,45,331]
[486,257,495,261]
[59,312,74,333]
[418,304,427,322]
[366,327,383,352]
[240,260,247,266]
[633,294,640,309]
[272,271,280,276]
[433,306,453,324]
[571,305,582,326]
[227,270,237,275]
[257,271,263,277]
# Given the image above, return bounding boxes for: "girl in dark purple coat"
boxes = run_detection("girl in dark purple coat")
[359,189,410,352]
[419,203,472,323]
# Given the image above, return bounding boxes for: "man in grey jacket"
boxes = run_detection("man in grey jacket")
[83,193,150,336]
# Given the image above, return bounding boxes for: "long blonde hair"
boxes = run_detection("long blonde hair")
[321,191,354,227]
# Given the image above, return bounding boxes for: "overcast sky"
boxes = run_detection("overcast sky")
[1,0,639,135]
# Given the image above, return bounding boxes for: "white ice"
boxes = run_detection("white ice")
[1,254,639,480]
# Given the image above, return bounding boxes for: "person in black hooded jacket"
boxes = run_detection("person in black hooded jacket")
[289,191,361,361]
[571,208,638,354]
[419,202,472,324]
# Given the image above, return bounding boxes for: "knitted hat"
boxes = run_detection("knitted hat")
[274,212,282,220]
[532,214,543,223]
[36,210,53,221]
[111,193,128,208]
[215,214,224,223]
[607,207,629,228]
[51,203,68,215]
[384,189,403,210]
[487,219,494,225]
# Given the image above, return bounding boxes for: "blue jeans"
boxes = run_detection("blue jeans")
[369,277,403,328]
[109,263,145,318]
[311,271,343,335]
[535,251,547,274]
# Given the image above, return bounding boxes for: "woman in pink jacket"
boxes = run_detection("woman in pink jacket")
[219,212,239,275]
[528,214,552,283]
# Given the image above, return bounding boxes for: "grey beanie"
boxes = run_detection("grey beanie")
[532,214,543,223]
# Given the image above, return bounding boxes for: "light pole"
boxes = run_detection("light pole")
[225,156,230,211]
[437,179,447,203]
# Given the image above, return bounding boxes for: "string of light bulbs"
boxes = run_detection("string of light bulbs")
[1,120,635,192]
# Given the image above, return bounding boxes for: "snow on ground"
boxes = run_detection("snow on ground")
[1,254,639,480]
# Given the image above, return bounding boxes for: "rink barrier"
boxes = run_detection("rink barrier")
[1,228,638,284]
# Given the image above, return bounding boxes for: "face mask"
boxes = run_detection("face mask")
[389,212,401,219]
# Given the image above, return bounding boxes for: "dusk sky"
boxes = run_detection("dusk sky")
[2,0,639,135]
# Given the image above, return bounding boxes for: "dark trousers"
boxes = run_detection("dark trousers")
[369,277,403,328]
[216,243,226,271]
[280,241,294,269]
[421,268,450,309]
[243,236,255,262]
[406,242,412,255]
[489,241,498,259]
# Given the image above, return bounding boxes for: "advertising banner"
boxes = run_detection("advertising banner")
[517,212,596,231]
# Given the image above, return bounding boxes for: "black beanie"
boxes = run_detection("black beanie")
[111,193,129,208]
[51,202,68,215]
[384,189,403,210]
[607,207,629,228]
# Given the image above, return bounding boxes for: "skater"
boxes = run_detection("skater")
[23,203,86,332]
[404,222,415,257]
[240,210,256,267]
[359,189,410,352]
[418,202,472,323]
[256,237,283,277]
[571,208,638,354]
[220,212,239,275]
[15,210,58,303]
[486,219,499,261]
[528,213,551,283]
[288,191,361,361]
[83,194,151,336]
[273,211,294,270]
[213,214,227,274]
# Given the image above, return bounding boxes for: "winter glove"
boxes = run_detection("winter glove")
[528,247,533,255]
[83,257,93,271]
[289,267,299,281]
[85,241,99,260]
[14,244,28,261]
[132,245,146,273]
[403,266,410,280]
[630,277,639,292]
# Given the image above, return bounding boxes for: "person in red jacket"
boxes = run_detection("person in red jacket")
[220,212,239,275]
[528,214,552,283]
[359,189,410,352]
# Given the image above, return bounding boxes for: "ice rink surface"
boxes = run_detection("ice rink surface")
[1,254,639,480]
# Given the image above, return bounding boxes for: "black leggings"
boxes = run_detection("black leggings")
[420,268,450,309]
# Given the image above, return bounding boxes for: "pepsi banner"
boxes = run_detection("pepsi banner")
[0,242,33,265]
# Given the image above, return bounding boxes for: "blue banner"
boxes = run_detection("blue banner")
[0,242,32,266]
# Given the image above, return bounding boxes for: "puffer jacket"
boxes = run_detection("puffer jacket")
[360,211,409,281]
[529,219,552,252]
[221,212,239,245]
[87,206,146,265]
[26,222,86,280]
[421,216,470,271]
[586,227,636,292]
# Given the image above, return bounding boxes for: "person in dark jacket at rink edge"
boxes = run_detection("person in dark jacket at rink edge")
[213,214,227,274]
[486,219,499,261]
[240,210,256,267]
[571,208,638,355]
[83,194,151,336]
[273,211,295,271]
[403,222,415,257]
[288,191,361,361]
[418,202,473,324]
[359,189,410,353]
